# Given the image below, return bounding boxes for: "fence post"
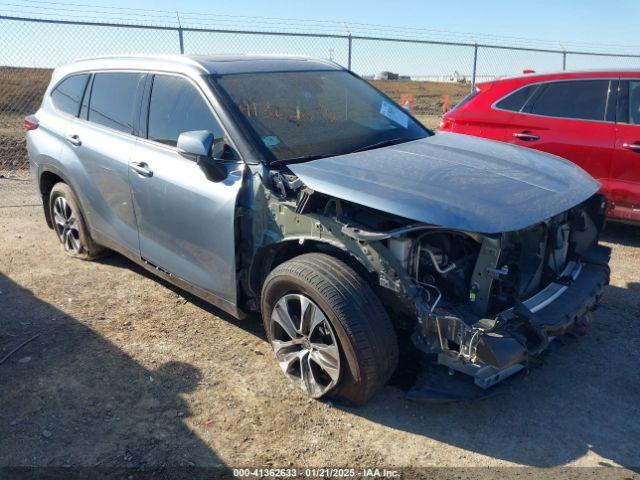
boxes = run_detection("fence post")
[562,51,567,70]
[178,27,185,54]
[471,44,478,91]
[176,11,184,54]
[347,35,352,70]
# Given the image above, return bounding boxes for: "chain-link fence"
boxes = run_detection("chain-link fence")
[2,13,640,207]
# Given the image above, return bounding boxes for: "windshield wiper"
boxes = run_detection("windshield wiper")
[352,136,424,153]
[270,153,340,167]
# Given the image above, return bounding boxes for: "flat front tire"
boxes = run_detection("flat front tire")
[261,253,398,405]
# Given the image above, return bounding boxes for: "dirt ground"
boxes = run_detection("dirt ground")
[1,198,639,478]
[370,80,470,116]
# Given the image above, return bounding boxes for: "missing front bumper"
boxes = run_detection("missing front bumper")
[413,247,610,392]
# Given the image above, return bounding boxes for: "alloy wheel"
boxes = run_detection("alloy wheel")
[270,294,341,398]
[52,196,81,254]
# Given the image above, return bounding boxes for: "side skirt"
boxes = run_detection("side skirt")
[139,257,247,320]
[92,230,246,320]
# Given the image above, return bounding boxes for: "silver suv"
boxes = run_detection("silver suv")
[27,54,611,404]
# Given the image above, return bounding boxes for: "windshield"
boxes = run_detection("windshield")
[213,70,430,164]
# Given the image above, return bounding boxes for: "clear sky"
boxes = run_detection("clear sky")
[2,0,640,76]
[22,0,635,48]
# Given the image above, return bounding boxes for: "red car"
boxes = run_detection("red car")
[440,70,640,224]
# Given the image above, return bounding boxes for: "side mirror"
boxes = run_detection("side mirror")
[177,130,227,182]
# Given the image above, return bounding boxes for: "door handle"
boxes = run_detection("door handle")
[65,134,82,147]
[622,142,640,153]
[513,132,540,141]
[130,162,153,178]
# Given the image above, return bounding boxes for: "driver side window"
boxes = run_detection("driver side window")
[147,75,224,147]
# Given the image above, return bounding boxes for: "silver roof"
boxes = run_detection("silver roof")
[190,54,343,74]
[52,54,343,83]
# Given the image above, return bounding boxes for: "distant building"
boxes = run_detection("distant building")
[365,72,501,83]
[409,74,500,83]
[374,71,399,80]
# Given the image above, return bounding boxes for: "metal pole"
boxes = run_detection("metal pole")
[176,11,184,54]
[562,51,567,70]
[348,35,352,70]
[471,44,478,91]
[178,28,184,54]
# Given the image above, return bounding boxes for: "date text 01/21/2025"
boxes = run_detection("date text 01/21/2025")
[232,467,401,478]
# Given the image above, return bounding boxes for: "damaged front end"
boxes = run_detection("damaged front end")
[401,194,611,392]
[255,169,610,397]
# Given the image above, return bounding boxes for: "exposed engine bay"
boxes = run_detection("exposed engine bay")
[254,169,610,393]
[389,197,610,389]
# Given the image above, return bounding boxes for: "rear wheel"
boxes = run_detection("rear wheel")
[261,253,398,405]
[49,182,106,260]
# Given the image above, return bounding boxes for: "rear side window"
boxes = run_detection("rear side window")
[89,72,143,133]
[50,74,89,116]
[147,75,223,147]
[629,80,640,125]
[528,80,609,121]
[617,80,640,125]
[495,84,538,112]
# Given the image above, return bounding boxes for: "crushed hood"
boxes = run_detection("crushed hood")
[288,132,600,233]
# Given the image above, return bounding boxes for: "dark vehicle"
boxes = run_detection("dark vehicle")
[27,55,610,404]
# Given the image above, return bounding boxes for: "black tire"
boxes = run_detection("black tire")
[261,253,398,405]
[48,182,107,260]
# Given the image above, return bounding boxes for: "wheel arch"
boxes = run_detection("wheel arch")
[247,237,376,307]
[38,165,87,231]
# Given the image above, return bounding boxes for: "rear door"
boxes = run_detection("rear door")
[504,79,616,185]
[611,79,640,222]
[47,73,90,160]
[129,73,244,308]
[62,71,146,256]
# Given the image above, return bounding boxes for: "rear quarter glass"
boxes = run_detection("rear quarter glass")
[494,84,539,112]
[449,87,480,111]
[50,74,90,116]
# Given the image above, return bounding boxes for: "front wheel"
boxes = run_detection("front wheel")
[261,253,398,405]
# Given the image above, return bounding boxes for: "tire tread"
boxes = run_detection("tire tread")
[262,253,398,405]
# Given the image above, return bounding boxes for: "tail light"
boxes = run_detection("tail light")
[24,115,39,131]
[439,117,454,131]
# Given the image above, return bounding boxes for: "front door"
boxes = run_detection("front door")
[611,79,640,222]
[129,74,244,307]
